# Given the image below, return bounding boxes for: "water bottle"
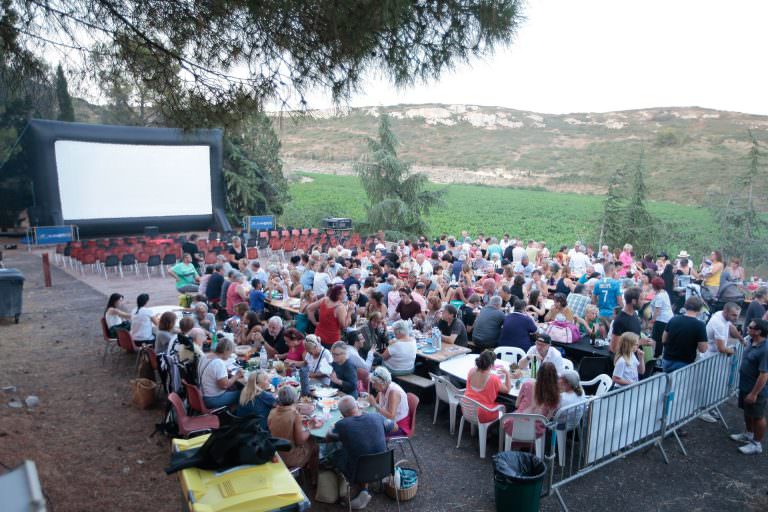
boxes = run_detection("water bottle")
[298,365,310,397]
[211,331,219,351]
[432,327,441,350]
[259,344,268,370]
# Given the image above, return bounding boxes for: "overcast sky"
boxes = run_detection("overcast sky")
[299,0,768,115]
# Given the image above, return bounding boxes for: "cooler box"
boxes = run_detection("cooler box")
[0,268,24,323]
[172,435,309,512]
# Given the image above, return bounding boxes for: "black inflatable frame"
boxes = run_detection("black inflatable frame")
[25,119,231,237]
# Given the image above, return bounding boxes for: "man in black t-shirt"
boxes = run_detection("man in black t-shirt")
[438,304,469,347]
[204,264,225,302]
[661,296,708,372]
[182,234,202,272]
[611,287,654,354]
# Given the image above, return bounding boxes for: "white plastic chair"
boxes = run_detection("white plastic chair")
[561,358,575,372]
[429,372,465,434]
[494,346,526,364]
[580,374,612,396]
[500,412,548,459]
[456,396,505,458]
[553,402,587,466]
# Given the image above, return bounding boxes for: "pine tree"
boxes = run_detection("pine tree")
[623,149,658,254]
[354,113,443,237]
[714,131,767,267]
[55,64,75,122]
[598,166,626,250]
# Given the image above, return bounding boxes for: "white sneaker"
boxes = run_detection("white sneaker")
[738,441,763,455]
[730,432,754,443]
[350,490,372,510]
[699,412,717,423]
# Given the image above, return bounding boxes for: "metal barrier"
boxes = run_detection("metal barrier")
[544,346,744,511]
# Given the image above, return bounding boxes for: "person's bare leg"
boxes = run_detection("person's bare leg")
[753,417,766,443]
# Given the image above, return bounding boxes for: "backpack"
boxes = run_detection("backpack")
[165,416,291,474]
[545,320,580,344]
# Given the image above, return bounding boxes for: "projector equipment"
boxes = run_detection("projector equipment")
[321,217,352,230]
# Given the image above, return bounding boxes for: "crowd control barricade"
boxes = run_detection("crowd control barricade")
[661,345,744,454]
[544,374,669,511]
[545,348,743,511]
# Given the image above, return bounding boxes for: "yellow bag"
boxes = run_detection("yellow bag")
[131,378,157,409]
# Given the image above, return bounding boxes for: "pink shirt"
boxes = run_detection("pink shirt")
[618,251,633,277]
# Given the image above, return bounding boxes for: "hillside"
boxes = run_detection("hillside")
[275,104,768,204]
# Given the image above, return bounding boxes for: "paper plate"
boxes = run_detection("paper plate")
[421,347,438,354]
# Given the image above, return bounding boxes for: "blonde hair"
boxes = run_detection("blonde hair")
[616,332,639,364]
[304,334,321,350]
[239,370,268,405]
[585,304,599,317]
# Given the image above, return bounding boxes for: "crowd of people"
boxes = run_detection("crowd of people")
[101,230,768,507]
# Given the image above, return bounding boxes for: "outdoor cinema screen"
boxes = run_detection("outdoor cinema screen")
[54,141,213,220]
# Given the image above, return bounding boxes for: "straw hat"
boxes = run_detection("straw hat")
[677,250,690,259]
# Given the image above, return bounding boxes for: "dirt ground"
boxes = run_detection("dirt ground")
[1,248,767,512]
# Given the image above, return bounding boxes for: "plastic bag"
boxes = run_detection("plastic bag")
[492,451,547,482]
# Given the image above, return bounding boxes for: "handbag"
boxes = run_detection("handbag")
[315,470,340,504]
[545,320,579,344]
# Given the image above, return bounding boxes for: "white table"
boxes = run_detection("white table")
[438,354,530,398]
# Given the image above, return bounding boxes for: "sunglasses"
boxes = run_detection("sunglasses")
[747,325,758,330]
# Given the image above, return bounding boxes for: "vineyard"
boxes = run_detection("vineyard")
[280,173,719,258]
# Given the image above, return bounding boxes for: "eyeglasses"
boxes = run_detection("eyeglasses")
[331,352,345,357]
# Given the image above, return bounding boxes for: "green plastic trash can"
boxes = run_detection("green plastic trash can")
[492,451,547,511]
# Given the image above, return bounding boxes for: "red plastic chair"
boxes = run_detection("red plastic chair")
[387,392,421,471]
[167,392,220,438]
[116,329,141,354]
[182,379,228,416]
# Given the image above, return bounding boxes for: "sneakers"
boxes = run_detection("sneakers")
[350,490,372,510]
[730,432,754,443]
[699,412,718,423]
[738,441,763,455]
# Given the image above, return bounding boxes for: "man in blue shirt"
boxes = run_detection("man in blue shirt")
[732,318,768,455]
[593,262,623,323]
[328,396,397,508]
[300,260,315,291]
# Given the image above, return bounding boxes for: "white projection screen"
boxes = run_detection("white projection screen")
[54,141,213,220]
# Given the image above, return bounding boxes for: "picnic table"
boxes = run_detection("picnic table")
[308,401,377,439]
[438,354,530,398]
[416,341,472,363]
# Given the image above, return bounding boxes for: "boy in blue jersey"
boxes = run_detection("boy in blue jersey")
[593,262,624,325]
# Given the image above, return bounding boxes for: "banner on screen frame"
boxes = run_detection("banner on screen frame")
[244,215,275,232]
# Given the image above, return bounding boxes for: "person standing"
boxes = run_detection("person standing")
[730,319,768,455]
[661,297,708,373]
[649,277,674,358]
[594,263,623,327]
[610,287,653,356]
[743,287,768,337]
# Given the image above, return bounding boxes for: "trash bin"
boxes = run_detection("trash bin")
[0,268,24,323]
[492,451,547,512]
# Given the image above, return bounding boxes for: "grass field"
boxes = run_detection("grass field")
[280,173,719,257]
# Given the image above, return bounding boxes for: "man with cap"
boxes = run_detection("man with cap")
[519,333,565,374]
[731,319,768,455]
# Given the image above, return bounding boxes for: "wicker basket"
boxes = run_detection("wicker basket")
[384,480,418,502]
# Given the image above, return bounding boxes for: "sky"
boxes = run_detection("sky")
[298,0,768,116]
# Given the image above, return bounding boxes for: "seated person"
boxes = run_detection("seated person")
[327,396,398,510]
[438,304,469,346]
[268,386,318,484]
[345,332,374,371]
[497,299,537,350]
[503,362,560,440]
[192,302,216,334]
[236,370,276,430]
[558,369,587,429]
[358,312,388,357]
[297,335,333,385]
[262,316,288,358]
[249,278,267,319]
[130,293,158,345]
[472,296,506,349]
[330,341,358,398]
[395,287,424,322]
[196,338,242,409]
[275,328,306,363]
[519,334,564,374]
[168,253,200,293]
[104,293,131,337]
[155,311,178,355]
[380,320,417,376]
[464,350,511,422]
[369,367,412,436]
[544,293,575,323]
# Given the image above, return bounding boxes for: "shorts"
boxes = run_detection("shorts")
[738,391,767,418]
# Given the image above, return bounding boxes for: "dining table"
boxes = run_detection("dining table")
[438,354,532,398]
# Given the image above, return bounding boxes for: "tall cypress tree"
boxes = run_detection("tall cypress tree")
[55,64,75,122]
[623,149,657,254]
[598,166,626,250]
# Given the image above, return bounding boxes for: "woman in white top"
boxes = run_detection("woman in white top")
[558,370,587,429]
[612,332,645,387]
[104,293,131,337]
[520,334,564,375]
[370,367,412,436]
[197,338,242,408]
[298,335,333,385]
[130,294,157,344]
[312,262,332,298]
[649,277,674,358]
[380,320,417,376]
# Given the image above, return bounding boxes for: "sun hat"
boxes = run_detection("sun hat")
[677,250,690,259]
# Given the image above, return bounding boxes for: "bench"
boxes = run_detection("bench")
[394,373,434,390]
